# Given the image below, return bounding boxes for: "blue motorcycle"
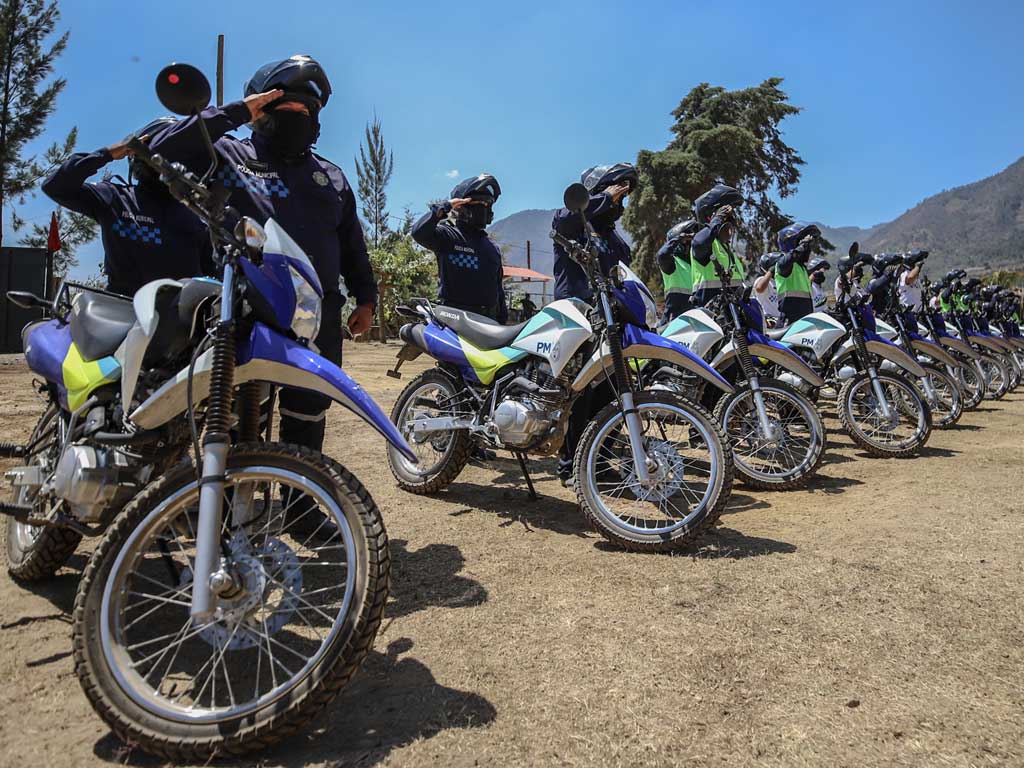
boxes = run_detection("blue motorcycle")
[2,64,415,760]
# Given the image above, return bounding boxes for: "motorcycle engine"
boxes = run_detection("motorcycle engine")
[50,444,134,522]
[492,396,553,448]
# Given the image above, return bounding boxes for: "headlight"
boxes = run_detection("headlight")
[643,291,658,329]
[289,265,322,341]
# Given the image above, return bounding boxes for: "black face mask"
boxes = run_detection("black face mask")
[263,110,319,160]
[457,204,492,231]
[811,272,826,285]
[132,162,173,202]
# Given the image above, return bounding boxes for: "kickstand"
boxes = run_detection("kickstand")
[514,452,539,501]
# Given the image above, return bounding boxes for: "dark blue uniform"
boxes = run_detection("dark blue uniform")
[41,149,210,295]
[149,101,377,451]
[411,203,507,322]
[552,192,631,302]
[550,191,630,481]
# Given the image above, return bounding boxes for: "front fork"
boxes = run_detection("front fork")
[600,292,653,485]
[191,262,237,620]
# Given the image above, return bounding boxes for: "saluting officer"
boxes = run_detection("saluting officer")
[149,54,377,455]
[411,174,507,322]
[41,117,211,296]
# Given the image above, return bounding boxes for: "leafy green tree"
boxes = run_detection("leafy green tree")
[623,78,810,287]
[354,115,394,250]
[367,235,436,340]
[0,0,88,247]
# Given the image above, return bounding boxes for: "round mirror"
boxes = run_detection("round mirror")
[848,241,860,259]
[563,183,590,213]
[155,63,211,116]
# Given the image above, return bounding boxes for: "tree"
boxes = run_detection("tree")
[16,205,94,277]
[623,78,809,287]
[353,115,394,251]
[367,234,436,340]
[0,0,80,245]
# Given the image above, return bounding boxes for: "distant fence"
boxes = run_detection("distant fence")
[0,247,47,353]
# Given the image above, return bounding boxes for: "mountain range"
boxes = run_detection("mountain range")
[491,156,1024,283]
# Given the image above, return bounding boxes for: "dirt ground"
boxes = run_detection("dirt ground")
[0,341,1021,767]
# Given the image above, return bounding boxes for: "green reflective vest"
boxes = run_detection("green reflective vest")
[661,252,692,297]
[940,291,968,313]
[775,261,811,300]
[691,238,745,293]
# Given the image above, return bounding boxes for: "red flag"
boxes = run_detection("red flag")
[46,211,61,253]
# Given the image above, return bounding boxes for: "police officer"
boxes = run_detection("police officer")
[836,252,872,302]
[411,174,507,322]
[775,222,820,324]
[41,118,211,295]
[656,219,699,323]
[807,257,831,309]
[551,162,636,486]
[752,252,783,326]
[552,163,635,303]
[866,253,903,314]
[896,250,928,311]
[149,54,377,454]
[690,184,746,306]
[939,269,968,314]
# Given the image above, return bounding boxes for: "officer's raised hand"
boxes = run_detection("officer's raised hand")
[244,89,285,121]
[448,197,475,210]
[605,183,630,203]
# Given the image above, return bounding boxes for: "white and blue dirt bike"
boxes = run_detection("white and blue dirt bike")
[385,183,735,552]
[776,245,932,458]
[915,285,986,410]
[943,309,1012,400]
[875,304,964,429]
[650,267,828,491]
[2,65,416,761]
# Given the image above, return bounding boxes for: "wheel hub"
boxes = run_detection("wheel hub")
[184,534,302,651]
[627,439,687,502]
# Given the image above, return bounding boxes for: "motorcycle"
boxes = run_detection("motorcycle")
[2,64,416,760]
[943,303,1012,400]
[385,183,735,552]
[915,280,986,410]
[777,244,932,458]
[650,263,827,490]
[873,265,963,429]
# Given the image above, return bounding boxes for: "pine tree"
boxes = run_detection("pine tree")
[0,0,87,246]
[354,115,394,250]
[623,78,824,287]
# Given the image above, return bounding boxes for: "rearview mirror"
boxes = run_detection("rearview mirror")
[848,241,859,259]
[156,63,211,115]
[563,183,590,214]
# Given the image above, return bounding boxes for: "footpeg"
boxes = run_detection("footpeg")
[0,442,26,459]
[0,501,35,524]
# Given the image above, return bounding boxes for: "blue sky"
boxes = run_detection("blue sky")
[12,0,1024,278]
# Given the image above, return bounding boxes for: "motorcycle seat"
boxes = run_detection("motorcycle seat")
[70,291,136,361]
[432,305,527,350]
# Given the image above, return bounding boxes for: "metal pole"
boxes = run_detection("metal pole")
[526,239,531,271]
[216,34,225,106]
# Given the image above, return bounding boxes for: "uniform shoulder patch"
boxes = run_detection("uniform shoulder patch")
[312,171,330,187]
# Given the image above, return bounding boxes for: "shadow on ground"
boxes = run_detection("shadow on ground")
[387,538,488,619]
[94,638,497,768]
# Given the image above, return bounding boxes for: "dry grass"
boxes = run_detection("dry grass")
[0,342,1020,767]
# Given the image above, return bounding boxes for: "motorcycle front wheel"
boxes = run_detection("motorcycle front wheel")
[977,354,1009,400]
[838,371,932,457]
[714,378,826,490]
[73,443,388,761]
[574,392,733,552]
[916,364,963,429]
[951,362,984,411]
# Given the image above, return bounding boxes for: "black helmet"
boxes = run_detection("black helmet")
[964,277,982,292]
[873,252,902,274]
[943,268,966,285]
[777,221,821,253]
[693,183,744,224]
[758,252,782,274]
[451,174,500,228]
[902,249,929,266]
[128,116,178,186]
[666,219,700,241]
[450,173,501,204]
[581,163,638,194]
[245,54,331,112]
[807,257,831,274]
[839,251,873,274]
[981,285,1000,300]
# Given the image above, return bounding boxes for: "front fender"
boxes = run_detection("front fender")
[131,323,418,462]
[965,331,1007,354]
[865,338,927,378]
[934,332,981,360]
[572,323,734,394]
[908,335,959,369]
